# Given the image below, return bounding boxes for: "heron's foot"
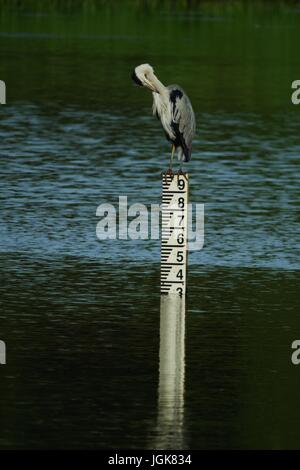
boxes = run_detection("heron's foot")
[176,168,188,181]
[162,168,174,177]
[176,169,181,184]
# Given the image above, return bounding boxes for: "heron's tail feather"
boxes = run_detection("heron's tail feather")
[183,150,191,162]
[177,145,191,162]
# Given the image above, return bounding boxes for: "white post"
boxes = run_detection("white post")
[161,172,189,296]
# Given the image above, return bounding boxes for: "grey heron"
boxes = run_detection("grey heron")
[131,63,196,170]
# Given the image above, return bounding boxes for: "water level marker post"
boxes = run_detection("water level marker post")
[160,172,189,297]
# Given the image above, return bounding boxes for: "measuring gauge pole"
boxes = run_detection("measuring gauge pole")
[161,172,189,297]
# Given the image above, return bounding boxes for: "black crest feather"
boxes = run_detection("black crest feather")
[131,71,143,86]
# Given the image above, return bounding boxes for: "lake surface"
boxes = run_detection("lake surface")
[0,1,299,449]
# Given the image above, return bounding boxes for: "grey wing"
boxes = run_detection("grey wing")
[168,85,196,160]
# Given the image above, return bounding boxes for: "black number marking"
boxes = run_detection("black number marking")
[176,269,183,280]
[178,197,184,208]
[178,178,185,190]
[176,287,183,296]
[177,233,184,244]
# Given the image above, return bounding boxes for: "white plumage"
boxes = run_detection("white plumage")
[132,64,196,166]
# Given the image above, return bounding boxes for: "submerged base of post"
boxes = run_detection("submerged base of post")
[160,171,189,297]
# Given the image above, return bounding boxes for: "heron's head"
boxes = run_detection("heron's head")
[131,64,157,92]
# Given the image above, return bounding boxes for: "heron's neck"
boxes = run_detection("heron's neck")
[152,74,168,97]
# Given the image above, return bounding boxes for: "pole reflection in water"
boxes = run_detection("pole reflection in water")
[154,294,186,449]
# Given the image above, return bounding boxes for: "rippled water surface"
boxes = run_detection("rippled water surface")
[0,2,300,449]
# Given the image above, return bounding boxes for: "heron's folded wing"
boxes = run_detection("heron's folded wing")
[169,86,196,153]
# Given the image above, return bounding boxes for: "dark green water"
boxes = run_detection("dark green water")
[0,1,300,449]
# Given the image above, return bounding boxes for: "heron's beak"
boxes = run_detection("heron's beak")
[144,78,157,92]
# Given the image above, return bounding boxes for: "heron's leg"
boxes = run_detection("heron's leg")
[169,144,175,171]
[176,153,184,181]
